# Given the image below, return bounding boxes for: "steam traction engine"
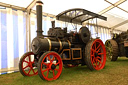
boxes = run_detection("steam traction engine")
[105,30,128,61]
[19,1,107,81]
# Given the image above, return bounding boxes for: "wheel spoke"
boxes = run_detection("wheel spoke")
[98,53,104,55]
[28,68,32,74]
[23,65,29,69]
[96,44,101,51]
[42,68,49,73]
[95,60,98,68]
[23,60,29,63]
[46,70,49,78]
[92,58,95,63]
[55,62,60,66]
[32,68,35,74]
[48,56,52,63]
[42,62,49,66]
[91,55,96,64]
[97,56,101,60]
[97,47,101,53]
[94,62,97,68]
[107,46,112,51]
[91,49,96,52]
[97,59,102,64]
[108,43,112,47]
[55,68,59,72]
[91,54,94,57]
[51,56,55,62]
[53,70,55,78]
[106,46,110,50]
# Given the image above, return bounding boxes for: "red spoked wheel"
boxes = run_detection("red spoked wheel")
[85,39,106,70]
[38,51,63,81]
[19,52,38,76]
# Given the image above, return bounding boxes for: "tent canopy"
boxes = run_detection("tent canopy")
[0,0,128,31]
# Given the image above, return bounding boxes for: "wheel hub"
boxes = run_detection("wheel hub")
[32,60,38,67]
[28,62,32,67]
[95,52,98,57]
[51,64,56,70]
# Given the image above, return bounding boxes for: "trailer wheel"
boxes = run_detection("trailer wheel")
[105,39,118,61]
[19,52,38,76]
[38,51,63,81]
[85,39,106,70]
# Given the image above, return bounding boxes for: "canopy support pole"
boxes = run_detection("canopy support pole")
[99,0,126,15]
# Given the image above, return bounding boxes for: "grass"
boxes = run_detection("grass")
[1,57,128,85]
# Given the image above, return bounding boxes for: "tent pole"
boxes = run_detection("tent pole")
[99,0,126,15]
[27,0,37,10]
[0,2,26,11]
[26,10,31,52]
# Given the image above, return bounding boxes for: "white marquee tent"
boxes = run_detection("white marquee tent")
[0,0,128,74]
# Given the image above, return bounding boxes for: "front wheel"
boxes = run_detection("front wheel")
[38,51,63,81]
[85,39,106,70]
[19,52,38,76]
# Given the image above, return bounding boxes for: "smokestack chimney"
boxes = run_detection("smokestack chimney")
[51,21,55,28]
[36,0,43,37]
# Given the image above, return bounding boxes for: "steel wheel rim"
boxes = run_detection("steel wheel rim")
[40,52,62,81]
[21,52,38,76]
[90,39,106,70]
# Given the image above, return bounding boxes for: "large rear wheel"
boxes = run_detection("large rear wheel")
[105,39,118,61]
[19,52,38,76]
[38,51,63,81]
[85,39,106,70]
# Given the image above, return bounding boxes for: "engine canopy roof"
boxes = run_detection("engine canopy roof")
[56,8,107,25]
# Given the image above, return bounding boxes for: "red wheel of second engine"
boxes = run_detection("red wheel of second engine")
[38,51,63,81]
[85,39,106,70]
[90,39,106,70]
[19,52,38,76]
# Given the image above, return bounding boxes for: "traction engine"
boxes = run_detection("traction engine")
[105,30,128,61]
[19,1,107,81]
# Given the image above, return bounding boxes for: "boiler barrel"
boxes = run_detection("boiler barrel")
[31,37,71,54]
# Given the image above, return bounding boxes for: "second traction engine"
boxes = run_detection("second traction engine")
[19,0,107,81]
[105,30,128,61]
